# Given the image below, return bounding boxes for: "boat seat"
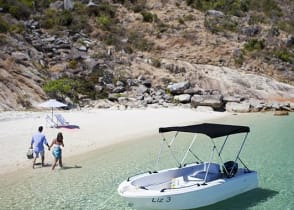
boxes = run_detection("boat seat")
[189,163,221,182]
[190,171,220,182]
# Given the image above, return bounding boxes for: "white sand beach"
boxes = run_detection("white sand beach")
[0,108,228,175]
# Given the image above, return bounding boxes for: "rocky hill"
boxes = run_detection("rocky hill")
[0,0,293,111]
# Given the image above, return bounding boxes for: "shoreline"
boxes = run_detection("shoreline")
[0,108,228,175]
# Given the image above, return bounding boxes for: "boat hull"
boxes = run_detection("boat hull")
[118,171,258,210]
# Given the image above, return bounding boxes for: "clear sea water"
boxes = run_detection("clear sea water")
[0,112,294,210]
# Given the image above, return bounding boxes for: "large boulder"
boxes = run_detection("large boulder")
[191,94,223,110]
[167,81,190,95]
[225,102,250,113]
[112,86,126,93]
[174,94,191,103]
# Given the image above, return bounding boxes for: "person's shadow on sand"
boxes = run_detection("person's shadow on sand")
[33,163,82,170]
[62,165,82,170]
[33,163,52,168]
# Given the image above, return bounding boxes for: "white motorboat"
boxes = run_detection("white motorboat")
[118,123,258,210]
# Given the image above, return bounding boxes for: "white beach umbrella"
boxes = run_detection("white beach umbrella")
[38,99,67,119]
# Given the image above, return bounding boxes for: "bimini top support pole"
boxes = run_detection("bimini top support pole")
[159,132,181,167]
[234,132,249,163]
[232,132,249,174]
[180,134,197,166]
[168,132,178,147]
[204,142,216,183]
[155,134,166,169]
[218,135,229,156]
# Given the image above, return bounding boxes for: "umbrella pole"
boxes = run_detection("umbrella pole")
[52,107,53,119]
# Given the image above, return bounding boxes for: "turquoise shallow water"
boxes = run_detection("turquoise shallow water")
[0,112,294,210]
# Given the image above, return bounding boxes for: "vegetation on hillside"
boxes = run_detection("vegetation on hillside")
[0,0,293,107]
[43,77,99,103]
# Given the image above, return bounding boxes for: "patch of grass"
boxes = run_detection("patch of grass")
[277,21,294,37]
[273,49,293,63]
[0,15,9,33]
[234,52,244,67]
[56,10,73,26]
[244,39,265,52]
[128,31,153,51]
[156,21,169,33]
[0,14,24,34]
[248,14,266,25]
[0,34,7,45]
[183,14,194,21]
[40,8,58,29]
[151,57,161,68]
[141,11,157,22]
[186,0,249,17]
[9,23,25,33]
[100,32,120,46]
[0,0,32,19]
[248,0,282,19]
[40,4,90,32]
[87,2,115,18]
[204,15,238,34]
[178,17,185,25]
[68,60,78,69]
[96,14,112,30]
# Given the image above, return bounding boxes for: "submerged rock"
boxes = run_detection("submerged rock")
[274,110,289,116]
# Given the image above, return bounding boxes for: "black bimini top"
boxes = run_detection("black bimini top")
[159,123,250,139]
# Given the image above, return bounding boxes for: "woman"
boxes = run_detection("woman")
[49,132,64,170]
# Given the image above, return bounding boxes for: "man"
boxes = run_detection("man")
[30,126,50,169]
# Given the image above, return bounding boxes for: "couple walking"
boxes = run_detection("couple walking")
[30,126,64,170]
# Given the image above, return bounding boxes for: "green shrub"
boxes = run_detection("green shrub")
[56,10,73,26]
[151,57,161,68]
[248,14,266,25]
[40,9,57,29]
[68,60,78,69]
[141,11,156,22]
[0,34,7,45]
[128,31,153,51]
[156,21,169,33]
[87,2,115,18]
[178,18,185,25]
[43,78,75,99]
[19,0,34,8]
[204,15,238,33]
[101,33,119,46]
[183,14,194,21]
[244,39,265,51]
[273,49,293,63]
[0,16,9,33]
[0,0,32,19]
[234,53,244,67]
[248,0,282,18]
[186,0,249,16]
[96,14,111,30]
[277,21,294,36]
[43,78,97,102]
[9,24,25,33]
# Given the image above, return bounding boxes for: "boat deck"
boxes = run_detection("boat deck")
[140,168,249,192]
